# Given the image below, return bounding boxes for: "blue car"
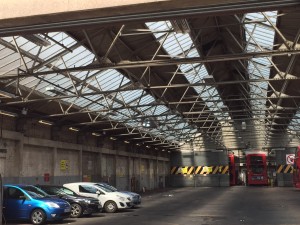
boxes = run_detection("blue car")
[3,184,71,225]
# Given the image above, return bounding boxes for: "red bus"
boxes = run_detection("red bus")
[228,153,237,186]
[293,146,300,188]
[246,152,268,185]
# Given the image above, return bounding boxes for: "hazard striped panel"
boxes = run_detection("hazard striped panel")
[194,166,229,175]
[171,166,229,175]
[276,165,293,173]
[170,166,194,175]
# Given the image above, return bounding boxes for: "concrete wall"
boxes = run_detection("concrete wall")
[0,126,170,192]
[170,151,229,187]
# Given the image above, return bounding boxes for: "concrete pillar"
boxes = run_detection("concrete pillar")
[138,156,141,191]
[156,157,159,189]
[128,155,131,191]
[96,149,102,181]
[148,158,151,190]
[52,147,57,184]
[79,147,83,181]
[0,174,2,225]
[115,151,118,187]
[17,134,24,183]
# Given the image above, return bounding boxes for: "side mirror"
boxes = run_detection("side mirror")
[58,193,64,198]
[96,190,101,195]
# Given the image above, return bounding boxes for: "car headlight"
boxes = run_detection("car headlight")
[84,199,91,204]
[117,195,126,201]
[45,202,60,208]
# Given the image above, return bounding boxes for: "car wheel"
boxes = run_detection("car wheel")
[31,209,46,225]
[70,203,83,218]
[104,201,117,213]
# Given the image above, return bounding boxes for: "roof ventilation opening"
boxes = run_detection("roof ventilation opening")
[203,75,215,83]
[170,19,191,34]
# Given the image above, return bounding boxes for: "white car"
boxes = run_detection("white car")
[96,182,141,207]
[63,182,132,213]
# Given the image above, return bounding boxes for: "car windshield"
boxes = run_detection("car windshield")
[59,187,77,196]
[43,186,77,196]
[23,186,49,198]
[94,184,116,192]
[97,183,118,191]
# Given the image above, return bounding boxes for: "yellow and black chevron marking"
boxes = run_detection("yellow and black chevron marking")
[276,165,293,173]
[218,165,229,174]
[194,166,229,175]
[171,166,229,175]
[170,166,194,175]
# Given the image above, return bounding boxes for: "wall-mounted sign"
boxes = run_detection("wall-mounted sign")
[60,160,69,171]
[286,154,295,165]
[140,165,145,174]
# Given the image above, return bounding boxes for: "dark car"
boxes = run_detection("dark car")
[36,185,102,218]
[3,185,71,225]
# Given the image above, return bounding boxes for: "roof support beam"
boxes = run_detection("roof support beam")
[15,48,300,78]
[0,0,299,36]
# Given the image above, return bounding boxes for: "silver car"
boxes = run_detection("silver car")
[95,183,141,207]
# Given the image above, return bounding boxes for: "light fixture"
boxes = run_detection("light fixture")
[45,86,67,96]
[142,117,157,128]
[38,120,53,126]
[146,145,150,148]
[69,127,79,132]
[271,148,285,151]
[194,133,202,138]
[92,132,101,137]
[212,149,224,152]
[21,108,28,115]
[0,90,16,98]
[0,110,17,117]
[242,121,246,130]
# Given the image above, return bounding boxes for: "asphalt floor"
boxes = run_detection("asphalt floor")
[5,186,300,225]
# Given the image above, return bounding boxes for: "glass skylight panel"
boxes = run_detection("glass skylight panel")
[137,95,155,105]
[58,46,92,67]
[151,105,168,115]
[94,69,129,91]
[120,90,144,104]
[88,104,103,112]
[146,21,229,123]
[245,11,277,121]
